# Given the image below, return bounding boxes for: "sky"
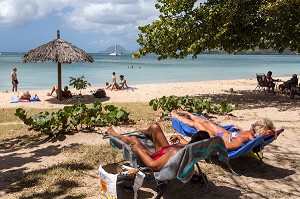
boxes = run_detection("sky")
[0,0,161,53]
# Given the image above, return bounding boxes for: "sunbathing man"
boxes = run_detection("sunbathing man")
[49,85,72,99]
[171,110,276,151]
[18,91,31,101]
[107,123,210,171]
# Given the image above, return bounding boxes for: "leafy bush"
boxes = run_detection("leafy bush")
[149,95,239,117]
[69,75,91,95]
[15,102,131,137]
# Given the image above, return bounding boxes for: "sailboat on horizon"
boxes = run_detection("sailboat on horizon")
[109,44,121,56]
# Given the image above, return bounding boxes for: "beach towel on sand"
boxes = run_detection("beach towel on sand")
[11,96,41,103]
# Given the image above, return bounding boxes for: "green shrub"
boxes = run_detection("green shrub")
[69,75,91,95]
[149,95,239,117]
[15,102,131,137]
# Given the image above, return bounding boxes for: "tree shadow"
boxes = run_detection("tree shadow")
[212,151,296,180]
[163,179,242,199]
[3,162,93,199]
[138,171,242,199]
[0,140,80,194]
[45,94,110,105]
[192,90,300,111]
[0,144,62,171]
[0,135,35,150]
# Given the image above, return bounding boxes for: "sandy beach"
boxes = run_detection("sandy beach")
[1,77,300,198]
[0,77,291,107]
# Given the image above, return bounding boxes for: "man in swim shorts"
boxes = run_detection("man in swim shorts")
[11,68,18,92]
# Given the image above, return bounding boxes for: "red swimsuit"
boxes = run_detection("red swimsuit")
[152,146,171,160]
[151,145,183,160]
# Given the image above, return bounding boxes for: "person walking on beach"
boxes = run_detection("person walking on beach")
[11,68,18,92]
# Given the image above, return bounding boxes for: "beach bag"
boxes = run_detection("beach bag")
[30,95,40,101]
[93,89,106,98]
[99,163,145,199]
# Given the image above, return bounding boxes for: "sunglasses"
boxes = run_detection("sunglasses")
[251,123,257,135]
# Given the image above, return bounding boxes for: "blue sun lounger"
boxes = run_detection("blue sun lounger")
[171,115,284,162]
[171,114,240,137]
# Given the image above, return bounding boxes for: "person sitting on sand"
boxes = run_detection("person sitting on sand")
[112,72,117,83]
[105,82,112,89]
[111,75,129,90]
[290,74,300,99]
[266,71,276,94]
[278,80,291,94]
[49,85,72,98]
[171,110,276,151]
[19,91,31,101]
[278,74,298,94]
[107,123,210,171]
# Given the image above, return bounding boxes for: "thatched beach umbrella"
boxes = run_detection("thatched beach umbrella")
[23,30,94,100]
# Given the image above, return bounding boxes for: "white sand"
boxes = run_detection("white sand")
[0,77,279,108]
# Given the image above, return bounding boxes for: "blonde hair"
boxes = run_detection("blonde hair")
[253,118,275,137]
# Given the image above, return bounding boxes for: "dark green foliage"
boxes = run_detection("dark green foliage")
[149,95,239,117]
[14,102,130,137]
[69,75,91,94]
[136,0,300,60]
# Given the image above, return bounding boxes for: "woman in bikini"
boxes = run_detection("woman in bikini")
[107,123,210,171]
[171,110,276,151]
[111,75,129,90]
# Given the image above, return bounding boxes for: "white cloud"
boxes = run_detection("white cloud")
[0,0,158,36]
[0,0,71,26]
[62,0,159,36]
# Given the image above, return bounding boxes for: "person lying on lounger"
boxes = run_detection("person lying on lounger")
[107,123,210,171]
[171,110,276,151]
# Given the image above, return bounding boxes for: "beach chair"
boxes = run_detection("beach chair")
[171,115,284,163]
[109,134,237,198]
[170,114,239,137]
[255,73,269,92]
[228,129,284,163]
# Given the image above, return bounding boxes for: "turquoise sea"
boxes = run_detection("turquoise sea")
[0,52,299,91]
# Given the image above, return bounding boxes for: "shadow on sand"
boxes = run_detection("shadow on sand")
[45,94,110,105]
[193,90,300,111]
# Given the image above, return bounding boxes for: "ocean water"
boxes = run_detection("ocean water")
[0,52,299,91]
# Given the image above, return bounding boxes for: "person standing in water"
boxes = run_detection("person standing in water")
[11,67,18,92]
